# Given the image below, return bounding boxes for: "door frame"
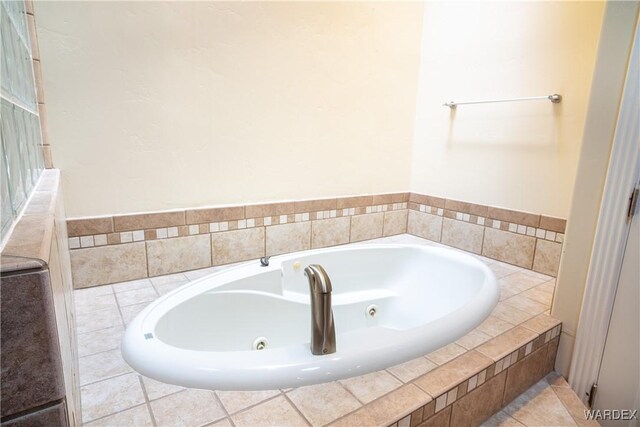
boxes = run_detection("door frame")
[567,19,640,403]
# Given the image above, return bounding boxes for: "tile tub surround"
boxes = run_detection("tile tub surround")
[407,193,566,276]
[67,193,411,287]
[75,234,566,426]
[66,192,565,288]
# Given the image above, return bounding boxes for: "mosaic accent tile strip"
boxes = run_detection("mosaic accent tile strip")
[69,204,408,249]
[385,325,562,427]
[67,191,566,286]
[408,200,565,243]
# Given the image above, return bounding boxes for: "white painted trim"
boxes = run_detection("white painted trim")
[568,18,640,402]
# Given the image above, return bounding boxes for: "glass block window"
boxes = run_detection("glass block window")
[1,0,44,244]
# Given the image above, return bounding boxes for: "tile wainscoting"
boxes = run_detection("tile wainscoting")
[66,193,566,288]
[407,193,566,277]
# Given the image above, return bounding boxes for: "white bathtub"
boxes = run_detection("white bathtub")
[122,244,498,390]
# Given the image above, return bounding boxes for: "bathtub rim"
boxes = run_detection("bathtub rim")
[121,243,499,390]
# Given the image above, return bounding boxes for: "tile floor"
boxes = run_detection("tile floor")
[74,234,589,427]
[482,372,597,427]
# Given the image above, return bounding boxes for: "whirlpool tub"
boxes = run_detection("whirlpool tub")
[122,244,498,390]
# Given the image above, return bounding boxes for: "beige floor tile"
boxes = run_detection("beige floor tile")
[500,285,519,301]
[79,349,133,385]
[81,373,145,423]
[477,316,516,337]
[521,285,553,306]
[480,410,525,427]
[154,280,188,296]
[520,314,561,335]
[503,379,576,426]
[391,233,435,245]
[386,356,438,383]
[76,306,123,334]
[85,404,153,426]
[499,272,547,294]
[415,351,493,397]
[491,302,536,325]
[216,389,280,414]
[476,326,537,361]
[184,266,221,281]
[488,263,519,279]
[426,342,467,365]
[75,293,118,315]
[74,284,114,301]
[120,302,152,325]
[521,269,554,282]
[551,385,599,427]
[339,370,402,404]
[287,382,361,426]
[544,371,568,387]
[141,376,185,401]
[116,287,159,307]
[150,272,189,295]
[456,329,493,350]
[328,408,377,427]
[113,278,154,293]
[503,295,548,315]
[210,419,233,427]
[232,395,309,427]
[474,254,497,265]
[365,384,430,426]
[536,279,556,293]
[150,272,189,286]
[150,389,226,427]
[77,325,123,357]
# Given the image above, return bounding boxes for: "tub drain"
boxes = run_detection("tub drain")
[253,337,268,350]
[366,304,378,318]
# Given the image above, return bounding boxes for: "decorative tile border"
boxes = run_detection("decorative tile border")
[409,202,564,243]
[67,200,409,249]
[66,194,411,288]
[407,192,566,276]
[66,191,566,287]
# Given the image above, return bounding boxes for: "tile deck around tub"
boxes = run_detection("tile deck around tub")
[74,234,583,427]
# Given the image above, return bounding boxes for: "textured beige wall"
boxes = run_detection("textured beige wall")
[410,1,604,218]
[36,1,423,217]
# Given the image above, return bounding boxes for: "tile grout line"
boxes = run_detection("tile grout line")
[281,393,313,427]
[334,380,368,407]
[224,392,283,420]
[81,402,149,426]
[137,375,158,427]
[547,381,587,426]
[210,391,235,426]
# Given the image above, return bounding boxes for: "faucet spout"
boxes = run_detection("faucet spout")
[304,264,336,355]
